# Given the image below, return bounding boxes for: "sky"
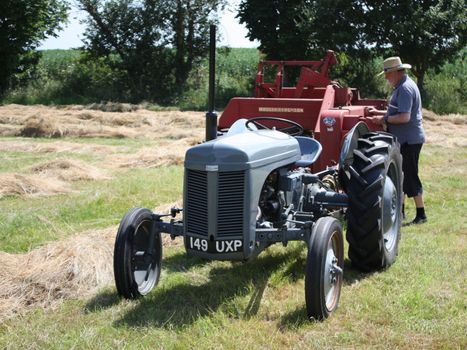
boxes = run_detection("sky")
[38,2,259,50]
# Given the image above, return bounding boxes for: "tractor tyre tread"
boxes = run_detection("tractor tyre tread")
[344,132,403,271]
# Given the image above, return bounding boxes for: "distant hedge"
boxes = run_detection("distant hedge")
[1,48,465,115]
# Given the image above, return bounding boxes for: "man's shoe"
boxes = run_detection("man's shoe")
[410,216,427,225]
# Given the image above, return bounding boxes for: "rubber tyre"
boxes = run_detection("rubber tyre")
[114,207,162,299]
[344,132,403,271]
[305,217,344,320]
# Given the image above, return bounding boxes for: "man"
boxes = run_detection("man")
[367,56,427,225]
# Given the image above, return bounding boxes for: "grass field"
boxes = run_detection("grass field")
[0,104,465,349]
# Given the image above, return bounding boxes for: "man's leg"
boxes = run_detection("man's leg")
[412,194,427,224]
[414,194,424,208]
[401,144,427,225]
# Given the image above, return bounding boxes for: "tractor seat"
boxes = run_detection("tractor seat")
[295,136,322,167]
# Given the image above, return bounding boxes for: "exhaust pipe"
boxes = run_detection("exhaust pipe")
[205,24,218,141]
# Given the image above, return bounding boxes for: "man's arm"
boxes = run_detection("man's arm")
[386,112,410,124]
[366,107,410,125]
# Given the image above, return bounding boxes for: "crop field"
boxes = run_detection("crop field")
[0,104,466,349]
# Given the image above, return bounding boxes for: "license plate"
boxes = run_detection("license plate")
[187,236,242,254]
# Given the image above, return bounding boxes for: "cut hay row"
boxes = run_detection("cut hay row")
[0,201,183,322]
[0,104,205,140]
[30,159,110,181]
[0,173,70,199]
[423,119,467,148]
[106,139,199,169]
[422,108,467,125]
[0,139,193,199]
[108,148,185,168]
[0,104,464,149]
[16,115,141,139]
[0,226,115,322]
[19,115,67,138]
[0,159,109,199]
[0,139,127,155]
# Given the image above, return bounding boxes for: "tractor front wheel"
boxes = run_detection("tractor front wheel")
[305,217,344,320]
[114,208,162,299]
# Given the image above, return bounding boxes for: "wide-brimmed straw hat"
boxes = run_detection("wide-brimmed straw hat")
[378,56,412,75]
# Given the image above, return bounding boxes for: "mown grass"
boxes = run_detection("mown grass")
[0,166,183,253]
[0,136,183,253]
[0,140,465,349]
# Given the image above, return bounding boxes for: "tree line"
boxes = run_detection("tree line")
[1,0,465,107]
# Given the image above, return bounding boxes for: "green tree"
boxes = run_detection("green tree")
[237,0,313,60]
[237,0,380,94]
[77,0,225,103]
[0,0,68,94]
[295,0,379,96]
[238,0,467,97]
[364,0,467,98]
[237,0,372,59]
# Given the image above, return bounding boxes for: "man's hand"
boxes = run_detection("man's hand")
[366,114,385,125]
[365,107,379,116]
[364,106,387,126]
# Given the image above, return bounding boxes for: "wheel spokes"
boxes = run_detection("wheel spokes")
[132,222,159,293]
[114,208,162,299]
[144,262,153,282]
[324,241,342,309]
[382,174,398,251]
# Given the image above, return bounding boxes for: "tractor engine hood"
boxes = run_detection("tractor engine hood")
[185,130,301,171]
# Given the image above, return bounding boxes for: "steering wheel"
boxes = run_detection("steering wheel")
[245,117,304,136]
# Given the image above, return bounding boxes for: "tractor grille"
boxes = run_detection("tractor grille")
[186,170,208,236]
[185,169,245,237]
[217,171,245,237]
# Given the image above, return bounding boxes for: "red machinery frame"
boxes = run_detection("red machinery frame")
[218,50,387,171]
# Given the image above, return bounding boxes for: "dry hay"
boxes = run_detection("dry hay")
[0,173,70,199]
[0,139,128,157]
[0,124,20,137]
[73,110,151,128]
[1,104,464,145]
[0,104,205,140]
[423,108,441,122]
[423,108,467,125]
[85,102,139,113]
[424,118,467,148]
[111,147,185,168]
[29,159,110,181]
[0,201,183,322]
[0,227,116,321]
[107,138,200,169]
[0,159,110,199]
[19,115,67,138]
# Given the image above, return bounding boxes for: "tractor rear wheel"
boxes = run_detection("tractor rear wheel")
[114,208,162,299]
[305,217,344,320]
[344,132,403,271]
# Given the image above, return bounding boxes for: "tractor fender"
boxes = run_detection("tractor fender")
[338,121,370,169]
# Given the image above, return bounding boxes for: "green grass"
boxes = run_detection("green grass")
[0,136,183,252]
[0,167,183,253]
[0,141,466,349]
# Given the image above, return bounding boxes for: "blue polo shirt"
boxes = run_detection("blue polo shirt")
[386,75,425,145]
